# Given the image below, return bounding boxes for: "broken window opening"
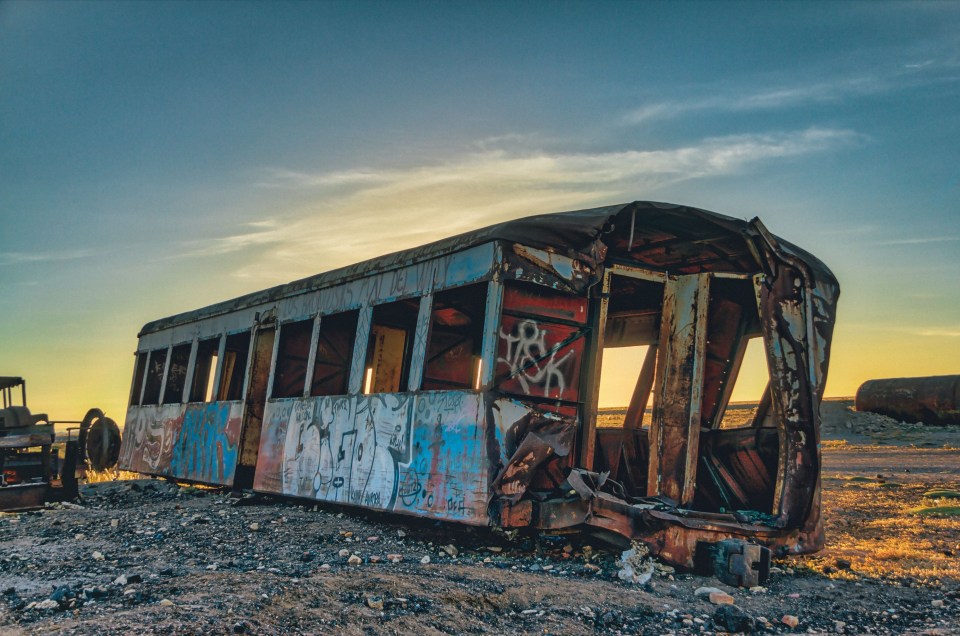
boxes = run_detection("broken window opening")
[272,319,314,399]
[217,331,251,401]
[591,274,664,498]
[597,346,653,426]
[365,298,420,394]
[311,310,359,397]
[189,337,221,403]
[162,343,191,404]
[129,352,148,406]
[720,337,770,429]
[142,348,168,406]
[692,276,777,516]
[423,283,488,391]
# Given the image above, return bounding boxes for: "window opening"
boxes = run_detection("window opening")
[721,337,769,429]
[189,337,220,403]
[590,274,664,497]
[142,348,167,405]
[365,298,420,394]
[311,310,359,397]
[129,352,148,406]
[162,343,191,404]
[693,276,776,515]
[597,346,653,426]
[598,275,664,426]
[217,331,251,401]
[272,319,314,398]
[423,283,488,391]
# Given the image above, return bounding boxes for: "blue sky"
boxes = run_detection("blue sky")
[1,1,958,420]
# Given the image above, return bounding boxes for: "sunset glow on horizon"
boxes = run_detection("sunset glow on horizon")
[2,2,958,423]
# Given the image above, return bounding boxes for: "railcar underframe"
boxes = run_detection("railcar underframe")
[119,202,839,575]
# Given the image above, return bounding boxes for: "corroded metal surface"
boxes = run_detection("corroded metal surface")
[856,375,960,425]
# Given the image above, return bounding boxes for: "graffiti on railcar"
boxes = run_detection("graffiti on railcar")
[169,403,242,486]
[119,403,242,485]
[495,316,585,400]
[254,391,488,523]
[119,405,181,475]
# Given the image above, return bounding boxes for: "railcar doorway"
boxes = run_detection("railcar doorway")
[592,270,665,498]
[234,323,275,490]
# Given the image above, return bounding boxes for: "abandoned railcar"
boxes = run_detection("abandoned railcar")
[119,201,839,576]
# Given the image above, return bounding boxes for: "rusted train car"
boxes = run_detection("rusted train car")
[119,201,839,579]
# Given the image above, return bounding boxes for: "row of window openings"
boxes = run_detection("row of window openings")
[131,284,488,407]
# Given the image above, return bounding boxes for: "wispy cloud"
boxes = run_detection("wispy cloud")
[622,58,960,125]
[916,328,960,338]
[188,127,859,282]
[0,249,96,266]
[867,236,960,247]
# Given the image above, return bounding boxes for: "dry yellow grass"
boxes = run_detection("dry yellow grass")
[801,478,960,585]
[84,469,140,483]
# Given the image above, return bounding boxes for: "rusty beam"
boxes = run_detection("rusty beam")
[647,273,709,506]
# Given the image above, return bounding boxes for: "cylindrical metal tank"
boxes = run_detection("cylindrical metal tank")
[855,375,960,425]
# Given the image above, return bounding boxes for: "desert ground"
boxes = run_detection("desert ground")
[0,399,957,635]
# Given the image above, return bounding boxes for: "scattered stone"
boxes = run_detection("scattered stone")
[617,541,655,585]
[931,599,944,608]
[366,535,379,542]
[782,614,800,628]
[159,599,175,607]
[713,604,755,633]
[387,554,403,563]
[33,599,60,611]
[338,548,350,558]
[695,586,725,597]
[92,551,105,561]
[486,546,503,553]
[369,555,381,563]
[442,544,459,558]
[835,558,851,570]
[835,620,847,632]
[709,591,735,605]
[347,554,362,565]
[110,519,119,528]
[365,596,384,610]
[249,523,260,531]
[420,555,431,565]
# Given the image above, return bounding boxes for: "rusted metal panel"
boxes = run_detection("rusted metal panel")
[856,375,960,425]
[647,274,709,505]
[495,315,585,401]
[502,283,589,324]
[252,391,490,524]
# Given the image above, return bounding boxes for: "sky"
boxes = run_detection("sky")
[1,1,958,422]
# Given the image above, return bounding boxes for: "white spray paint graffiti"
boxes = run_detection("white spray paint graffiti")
[497,318,574,399]
[256,391,489,523]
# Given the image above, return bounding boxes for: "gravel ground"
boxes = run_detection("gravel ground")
[0,402,957,635]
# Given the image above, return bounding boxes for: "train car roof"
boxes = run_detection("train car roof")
[140,201,837,337]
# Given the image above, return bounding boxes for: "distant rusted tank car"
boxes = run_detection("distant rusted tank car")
[118,201,839,585]
[856,375,960,425]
